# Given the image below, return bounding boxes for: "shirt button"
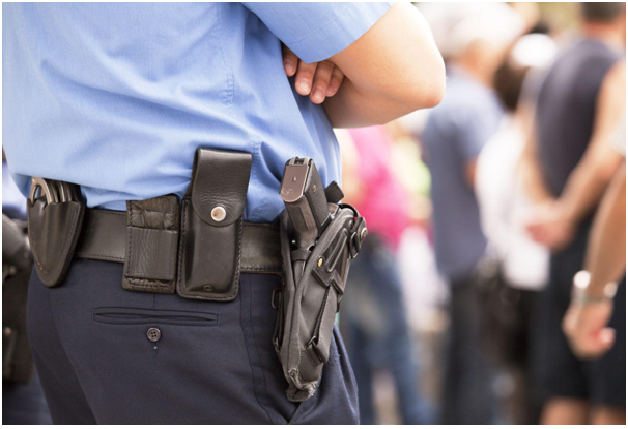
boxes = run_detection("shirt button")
[146,327,161,342]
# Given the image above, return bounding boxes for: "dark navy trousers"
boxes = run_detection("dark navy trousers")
[27,258,359,424]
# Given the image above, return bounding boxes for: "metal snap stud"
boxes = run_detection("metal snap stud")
[147,327,161,343]
[317,257,323,267]
[203,285,213,292]
[211,206,226,222]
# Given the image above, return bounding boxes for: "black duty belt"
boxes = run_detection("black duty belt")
[27,149,284,300]
[75,208,283,274]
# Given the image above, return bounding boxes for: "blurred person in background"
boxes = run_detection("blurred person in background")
[475,33,557,424]
[337,126,432,425]
[2,151,27,221]
[522,3,626,425]
[420,3,524,424]
[563,105,625,366]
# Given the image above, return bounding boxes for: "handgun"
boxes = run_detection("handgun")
[280,157,331,282]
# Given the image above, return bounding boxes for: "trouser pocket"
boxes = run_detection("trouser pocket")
[92,307,219,327]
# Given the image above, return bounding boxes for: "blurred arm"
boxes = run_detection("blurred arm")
[464,159,478,190]
[562,164,625,359]
[323,3,446,128]
[524,63,625,250]
[585,163,626,295]
[336,130,364,206]
[556,62,625,224]
[519,100,554,204]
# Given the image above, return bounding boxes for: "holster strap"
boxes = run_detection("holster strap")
[75,209,283,274]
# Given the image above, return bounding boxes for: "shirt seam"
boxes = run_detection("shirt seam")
[287,3,390,62]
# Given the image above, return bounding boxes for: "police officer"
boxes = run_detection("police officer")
[3,3,445,424]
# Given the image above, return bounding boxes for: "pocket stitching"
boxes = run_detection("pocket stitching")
[92,307,220,327]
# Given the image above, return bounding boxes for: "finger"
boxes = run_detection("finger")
[295,61,318,96]
[310,60,335,104]
[282,45,298,77]
[326,66,345,97]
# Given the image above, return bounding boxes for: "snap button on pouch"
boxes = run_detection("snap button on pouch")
[210,206,226,221]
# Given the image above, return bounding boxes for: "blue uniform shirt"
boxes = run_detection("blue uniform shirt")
[422,67,503,280]
[3,2,391,221]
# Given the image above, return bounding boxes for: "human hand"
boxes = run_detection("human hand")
[282,45,345,104]
[563,299,615,358]
[524,201,576,251]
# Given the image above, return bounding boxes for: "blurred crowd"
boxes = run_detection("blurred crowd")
[335,1,626,425]
[3,2,626,425]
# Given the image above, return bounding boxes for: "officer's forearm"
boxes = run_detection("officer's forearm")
[323,78,438,128]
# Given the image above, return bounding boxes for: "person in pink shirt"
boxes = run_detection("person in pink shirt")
[345,126,409,250]
[338,125,431,424]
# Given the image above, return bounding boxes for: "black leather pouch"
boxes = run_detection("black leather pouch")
[27,192,85,287]
[122,195,180,294]
[176,148,252,301]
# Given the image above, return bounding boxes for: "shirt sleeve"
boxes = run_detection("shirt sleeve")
[243,2,392,63]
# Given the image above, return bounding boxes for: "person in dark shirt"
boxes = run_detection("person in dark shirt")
[522,3,626,425]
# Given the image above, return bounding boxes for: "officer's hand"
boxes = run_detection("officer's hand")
[282,45,345,105]
[563,300,615,359]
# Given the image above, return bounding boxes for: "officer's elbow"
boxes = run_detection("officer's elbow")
[404,56,446,110]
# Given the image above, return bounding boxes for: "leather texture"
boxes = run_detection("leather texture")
[76,209,126,262]
[190,148,252,227]
[177,148,253,301]
[122,195,180,294]
[75,210,282,274]
[27,198,85,287]
[240,222,282,273]
[177,198,243,300]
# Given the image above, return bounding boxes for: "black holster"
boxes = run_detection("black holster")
[274,187,367,402]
